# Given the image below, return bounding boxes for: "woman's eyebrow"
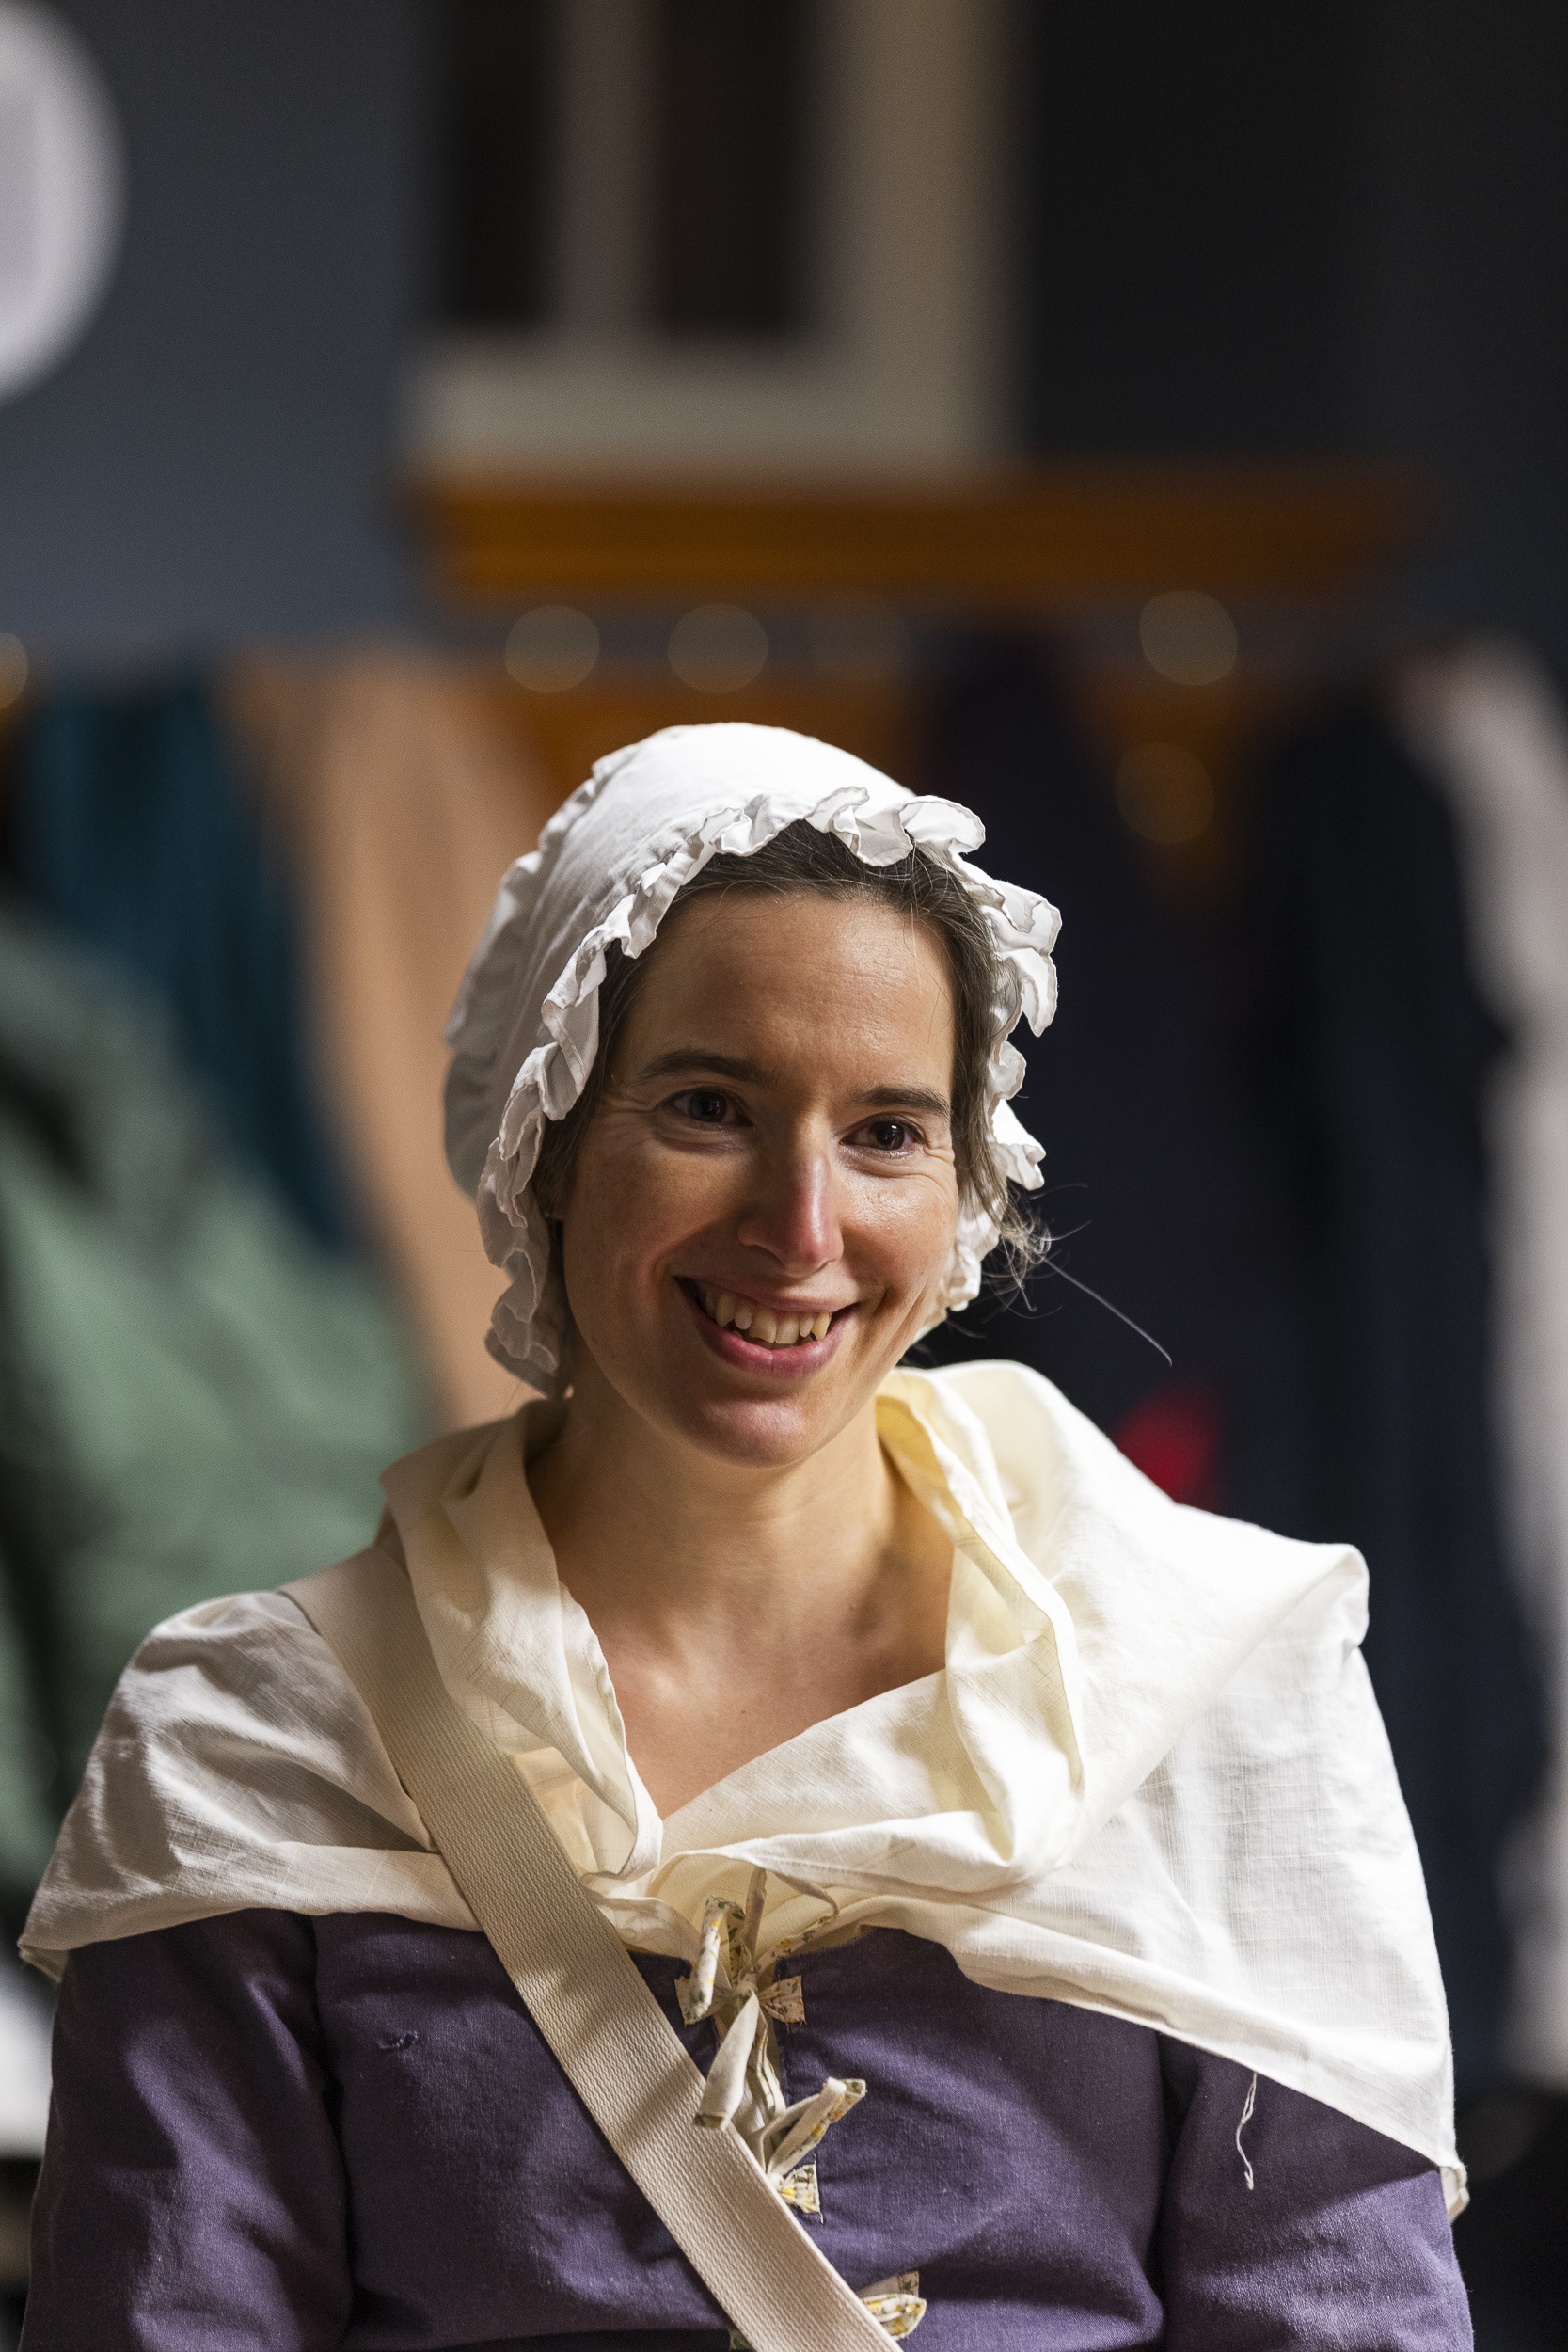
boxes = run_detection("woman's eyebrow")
[636,1049,949,1118]
[858,1084,951,1119]
[637,1048,771,1085]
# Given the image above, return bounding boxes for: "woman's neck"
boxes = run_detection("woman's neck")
[526,1360,953,1814]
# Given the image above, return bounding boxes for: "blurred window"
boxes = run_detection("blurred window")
[651,0,806,336]
[433,0,809,340]
[434,0,555,328]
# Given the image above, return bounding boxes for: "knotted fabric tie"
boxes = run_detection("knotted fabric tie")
[680,1870,926,2341]
[682,1869,866,2196]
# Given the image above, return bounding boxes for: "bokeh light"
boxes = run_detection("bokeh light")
[668,604,769,693]
[504,606,601,693]
[1138,591,1238,687]
[1115,741,1215,843]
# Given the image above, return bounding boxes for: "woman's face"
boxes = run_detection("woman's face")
[557,888,961,1470]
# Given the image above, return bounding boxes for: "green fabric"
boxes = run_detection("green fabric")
[0,1582,57,1895]
[0,908,431,1854]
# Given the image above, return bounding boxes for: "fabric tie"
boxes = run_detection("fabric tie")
[681,1871,925,2337]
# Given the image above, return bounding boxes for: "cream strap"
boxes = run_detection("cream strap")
[281,1546,896,2352]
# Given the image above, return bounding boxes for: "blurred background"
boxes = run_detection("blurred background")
[0,0,1565,2339]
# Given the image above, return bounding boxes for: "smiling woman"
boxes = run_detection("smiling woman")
[530,870,971,1813]
[19,726,1472,2349]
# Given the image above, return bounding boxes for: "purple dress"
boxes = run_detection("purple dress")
[23,1914,1469,2350]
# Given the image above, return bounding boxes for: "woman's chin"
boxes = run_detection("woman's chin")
[639,1334,879,1470]
[669,1399,856,1473]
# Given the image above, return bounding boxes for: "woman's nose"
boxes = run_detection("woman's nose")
[734,1139,843,1275]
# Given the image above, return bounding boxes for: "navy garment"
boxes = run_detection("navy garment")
[1243,701,1546,2101]
[5,678,349,1247]
[917,639,1309,1533]
[25,1912,1468,2350]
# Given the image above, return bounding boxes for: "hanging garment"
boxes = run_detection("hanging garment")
[0,1516,56,1925]
[0,1946,49,2163]
[226,652,562,1427]
[0,903,431,1814]
[1243,698,1545,2100]
[6,677,351,1248]
[915,638,1309,1534]
[1395,644,1568,2087]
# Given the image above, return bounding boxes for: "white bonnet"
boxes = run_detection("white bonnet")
[444,723,1060,1391]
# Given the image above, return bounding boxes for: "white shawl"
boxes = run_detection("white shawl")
[24,1359,1463,2214]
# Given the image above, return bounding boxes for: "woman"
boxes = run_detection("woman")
[22,724,1469,2348]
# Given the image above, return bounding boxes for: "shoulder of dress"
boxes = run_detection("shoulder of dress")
[131,1580,349,1663]
[23,1564,452,1978]
[117,1576,388,1755]
[911,1355,1069,1420]
[893,1356,1106,1515]
[902,1359,1362,1585]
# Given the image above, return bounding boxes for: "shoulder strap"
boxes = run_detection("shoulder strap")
[282,1549,891,2352]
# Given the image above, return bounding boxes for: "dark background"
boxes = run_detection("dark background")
[0,0,1565,670]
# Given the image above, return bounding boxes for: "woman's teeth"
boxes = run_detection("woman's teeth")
[698,1288,833,1346]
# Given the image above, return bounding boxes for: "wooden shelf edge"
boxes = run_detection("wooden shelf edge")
[404,461,1432,610]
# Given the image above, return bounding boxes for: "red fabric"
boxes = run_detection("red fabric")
[1112,1382,1223,1511]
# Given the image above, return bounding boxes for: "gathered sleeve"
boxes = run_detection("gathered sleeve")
[23,1911,352,2352]
[1157,2037,1471,2349]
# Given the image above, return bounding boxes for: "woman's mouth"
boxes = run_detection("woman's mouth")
[685,1281,842,1351]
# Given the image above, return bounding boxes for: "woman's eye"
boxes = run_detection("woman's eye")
[861,1118,915,1152]
[673,1089,734,1125]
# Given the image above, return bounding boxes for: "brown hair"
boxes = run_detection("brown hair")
[533,821,1042,1281]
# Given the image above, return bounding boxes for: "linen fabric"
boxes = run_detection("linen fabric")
[1396,644,1568,2085]
[442,724,1060,1391]
[22,1912,1471,2350]
[23,1359,1463,2210]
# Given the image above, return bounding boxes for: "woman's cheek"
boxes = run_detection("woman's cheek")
[857,1167,959,1283]
[587,1141,740,1299]
[636,1138,738,1243]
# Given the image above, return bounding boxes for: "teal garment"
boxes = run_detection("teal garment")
[9,678,353,1249]
[0,907,432,1883]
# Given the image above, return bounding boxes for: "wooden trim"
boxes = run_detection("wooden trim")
[405,464,1430,610]
[473,672,926,813]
